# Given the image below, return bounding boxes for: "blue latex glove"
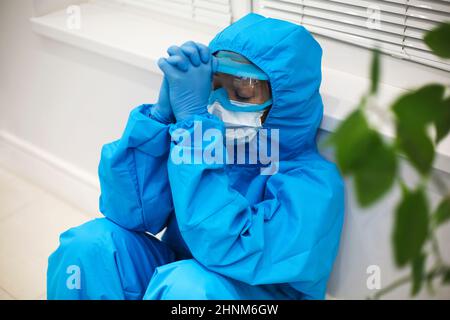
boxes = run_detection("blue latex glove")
[157,42,216,122]
[150,77,175,124]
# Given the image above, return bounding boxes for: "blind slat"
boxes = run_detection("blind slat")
[407,6,450,23]
[324,0,407,14]
[304,23,404,54]
[409,0,450,12]
[301,14,404,44]
[406,16,437,31]
[303,7,406,36]
[255,0,450,71]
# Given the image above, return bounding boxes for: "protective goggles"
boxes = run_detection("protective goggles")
[211,51,272,112]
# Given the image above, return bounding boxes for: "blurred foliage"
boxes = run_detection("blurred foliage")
[327,22,450,298]
[393,187,429,268]
[433,197,450,226]
[424,23,450,58]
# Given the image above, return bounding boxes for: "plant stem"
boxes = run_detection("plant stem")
[430,171,449,198]
[369,264,447,299]
[430,224,445,267]
[370,274,411,300]
[365,98,394,126]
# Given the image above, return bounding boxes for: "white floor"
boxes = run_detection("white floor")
[0,166,95,300]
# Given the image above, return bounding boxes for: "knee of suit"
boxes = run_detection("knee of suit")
[48,218,176,300]
[47,218,124,299]
[50,217,177,271]
[49,218,119,264]
[144,259,239,300]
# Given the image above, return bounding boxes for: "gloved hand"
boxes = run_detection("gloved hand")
[150,77,175,124]
[157,41,216,122]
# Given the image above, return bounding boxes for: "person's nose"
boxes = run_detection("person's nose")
[235,85,254,99]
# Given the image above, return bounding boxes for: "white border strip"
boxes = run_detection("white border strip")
[0,131,100,217]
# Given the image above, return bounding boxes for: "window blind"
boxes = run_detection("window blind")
[253,0,450,71]
[108,0,233,27]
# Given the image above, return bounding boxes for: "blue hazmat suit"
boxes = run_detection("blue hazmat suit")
[47,13,345,300]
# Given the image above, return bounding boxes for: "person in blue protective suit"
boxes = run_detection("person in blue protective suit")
[47,13,345,300]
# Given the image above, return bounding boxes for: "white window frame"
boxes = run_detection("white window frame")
[29,0,450,172]
[251,0,450,71]
[251,0,449,91]
[94,0,252,27]
[93,0,449,90]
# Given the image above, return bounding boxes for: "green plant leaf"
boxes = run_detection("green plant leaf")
[370,49,380,94]
[434,97,450,143]
[396,123,435,176]
[390,84,450,173]
[433,196,450,227]
[392,84,446,130]
[329,107,398,206]
[425,268,435,295]
[411,253,425,296]
[443,268,450,284]
[424,22,450,58]
[393,188,429,267]
[392,84,450,146]
[354,142,397,207]
[329,109,379,174]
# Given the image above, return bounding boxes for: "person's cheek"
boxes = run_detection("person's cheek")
[227,88,238,100]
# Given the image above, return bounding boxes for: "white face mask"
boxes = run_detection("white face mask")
[207,101,265,144]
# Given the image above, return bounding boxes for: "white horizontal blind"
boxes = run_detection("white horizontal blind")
[108,0,232,27]
[253,0,450,71]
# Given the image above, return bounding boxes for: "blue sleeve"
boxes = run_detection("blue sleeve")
[167,116,345,299]
[98,104,173,234]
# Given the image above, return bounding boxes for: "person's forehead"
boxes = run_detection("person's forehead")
[214,50,269,81]
[214,73,267,88]
[215,51,252,64]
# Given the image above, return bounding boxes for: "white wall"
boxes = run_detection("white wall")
[0,0,449,299]
[1,0,161,176]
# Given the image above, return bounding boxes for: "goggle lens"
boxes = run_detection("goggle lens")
[213,73,271,106]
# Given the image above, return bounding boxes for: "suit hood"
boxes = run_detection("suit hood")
[209,13,324,160]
